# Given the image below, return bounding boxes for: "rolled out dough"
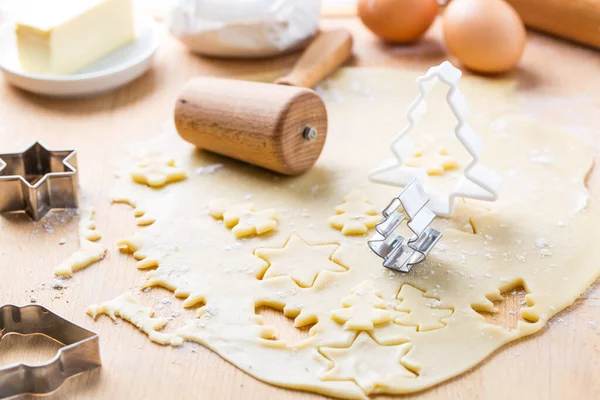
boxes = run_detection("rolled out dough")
[91,68,600,398]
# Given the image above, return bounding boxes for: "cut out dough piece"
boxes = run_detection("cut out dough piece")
[255,234,345,288]
[403,135,458,175]
[331,281,392,330]
[328,190,382,235]
[320,332,416,394]
[87,293,183,346]
[130,152,187,188]
[209,199,277,238]
[395,284,453,332]
[54,209,106,277]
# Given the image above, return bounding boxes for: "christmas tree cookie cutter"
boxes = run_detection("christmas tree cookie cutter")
[0,142,78,221]
[0,304,101,398]
[369,61,501,217]
[368,179,442,273]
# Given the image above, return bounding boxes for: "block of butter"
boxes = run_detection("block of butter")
[15,0,135,75]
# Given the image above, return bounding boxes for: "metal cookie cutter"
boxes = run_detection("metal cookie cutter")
[369,61,502,217]
[369,179,442,273]
[0,142,78,221]
[0,304,101,399]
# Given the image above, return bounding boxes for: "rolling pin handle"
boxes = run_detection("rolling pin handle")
[275,28,353,88]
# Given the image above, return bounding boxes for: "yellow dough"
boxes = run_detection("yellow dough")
[330,281,392,330]
[112,196,156,226]
[87,68,600,398]
[130,152,187,188]
[87,293,183,346]
[403,135,459,175]
[54,209,106,276]
[209,199,278,238]
[328,190,382,235]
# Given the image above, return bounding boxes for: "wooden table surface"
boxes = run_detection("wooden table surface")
[1,16,599,400]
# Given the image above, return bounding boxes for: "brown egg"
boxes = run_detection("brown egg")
[358,0,439,43]
[443,0,526,74]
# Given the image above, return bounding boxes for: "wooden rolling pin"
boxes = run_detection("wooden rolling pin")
[174,29,353,175]
[505,0,600,49]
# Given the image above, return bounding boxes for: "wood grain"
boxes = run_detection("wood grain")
[174,77,327,175]
[275,28,354,88]
[0,17,599,400]
[506,0,600,49]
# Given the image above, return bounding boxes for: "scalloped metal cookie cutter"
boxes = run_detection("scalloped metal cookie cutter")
[369,61,502,217]
[0,142,78,221]
[369,179,442,273]
[0,304,101,399]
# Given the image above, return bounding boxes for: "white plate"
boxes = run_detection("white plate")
[0,14,165,97]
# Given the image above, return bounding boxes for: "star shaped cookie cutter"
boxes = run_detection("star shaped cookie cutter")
[0,142,78,220]
[0,304,101,398]
[369,179,442,273]
[369,61,502,217]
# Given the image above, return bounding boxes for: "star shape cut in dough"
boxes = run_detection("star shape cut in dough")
[320,332,416,394]
[328,190,382,235]
[394,284,453,332]
[331,281,392,330]
[209,199,277,238]
[369,61,501,217]
[255,234,346,288]
[130,152,187,188]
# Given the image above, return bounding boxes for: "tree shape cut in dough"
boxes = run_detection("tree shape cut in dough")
[395,284,453,332]
[328,190,382,235]
[320,332,416,394]
[130,152,187,188]
[209,199,277,238]
[255,234,346,288]
[403,135,458,175]
[331,281,392,330]
[54,209,106,277]
[87,293,183,346]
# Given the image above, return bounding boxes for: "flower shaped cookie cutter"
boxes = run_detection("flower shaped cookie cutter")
[369,61,502,217]
[0,304,101,398]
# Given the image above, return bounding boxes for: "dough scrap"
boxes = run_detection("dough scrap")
[87,293,183,346]
[54,209,106,277]
[209,199,277,238]
[320,332,416,394]
[91,68,600,398]
[112,196,156,226]
[328,190,382,235]
[130,152,187,188]
[117,233,163,270]
[255,234,346,288]
[331,281,392,330]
